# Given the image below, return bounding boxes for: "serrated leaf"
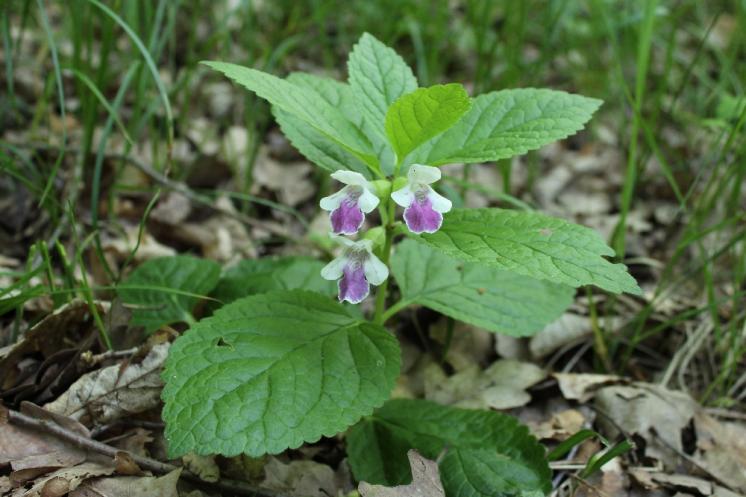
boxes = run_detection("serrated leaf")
[274,74,373,177]
[386,84,472,161]
[202,61,375,166]
[347,399,551,497]
[391,240,573,336]
[407,89,602,167]
[420,208,641,295]
[348,32,418,136]
[118,256,220,333]
[211,257,336,304]
[161,290,400,458]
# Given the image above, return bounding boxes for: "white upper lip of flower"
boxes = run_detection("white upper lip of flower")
[391,164,453,213]
[320,236,389,286]
[319,170,380,213]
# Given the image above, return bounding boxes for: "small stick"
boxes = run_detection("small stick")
[2,405,278,497]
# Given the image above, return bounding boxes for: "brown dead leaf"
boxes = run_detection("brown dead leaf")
[113,451,143,476]
[0,300,104,397]
[358,450,444,497]
[44,342,169,426]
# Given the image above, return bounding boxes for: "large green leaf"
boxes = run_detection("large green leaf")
[385,84,472,161]
[274,73,373,176]
[391,240,573,335]
[118,255,220,333]
[347,399,551,497]
[420,208,641,295]
[161,290,400,458]
[347,32,418,135]
[203,61,375,165]
[212,257,336,304]
[407,89,602,167]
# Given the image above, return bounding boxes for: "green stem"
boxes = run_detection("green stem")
[380,298,409,323]
[373,196,396,324]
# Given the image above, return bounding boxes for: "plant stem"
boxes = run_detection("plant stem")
[373,198,396,325]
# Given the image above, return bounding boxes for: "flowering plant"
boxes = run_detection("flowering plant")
[153,34,640,496]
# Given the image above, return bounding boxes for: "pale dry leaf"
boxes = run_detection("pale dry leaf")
[530,313,591,359]
[425,359,546,410]
[595,383,746,492]
[252,147,314,207]
[430,321,493,372]
[44,342,170,425]
[358,450,444,497]
[530,409,586,441]
[262,457,350,497]
[554,372,624,403]
[69,467,181,497]
[221,125,249,171]
[150,191,192,225]
[183,453,220,483]
[13,462,115,497]
[102,225,176,263]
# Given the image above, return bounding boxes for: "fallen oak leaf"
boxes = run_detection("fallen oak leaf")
[358,450,445,497]
[44,342,170,426]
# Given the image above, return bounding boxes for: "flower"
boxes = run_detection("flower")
[319,170,379,235]
[320,237,388,304]
[391,164,452,234]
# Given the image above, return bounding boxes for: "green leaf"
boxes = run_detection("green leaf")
[407,89,602,166]
[391,240,573,336]
[420,209,641,295]
[212,257,336,304]
[202,61,375,165]
[161,290,400,458]
[273,74,373,177]
[385,84,471,161]
[347,399,551,497]
[348,32,418,136]
[118,256,220,333]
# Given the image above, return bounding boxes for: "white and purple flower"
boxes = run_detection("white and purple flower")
[319,170,379,235]
[320,237,388,304]
[391,164,452,234]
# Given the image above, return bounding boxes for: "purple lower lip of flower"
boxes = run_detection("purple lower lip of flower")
[404,196,443,234]
[330,198,364,234]
[338,263,369,304]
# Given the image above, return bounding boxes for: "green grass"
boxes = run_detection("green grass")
[1,0,744,406]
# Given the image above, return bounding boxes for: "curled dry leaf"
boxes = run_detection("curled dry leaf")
[44,342,170,426]
[358,450,445,497]
[0,300,105,407]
